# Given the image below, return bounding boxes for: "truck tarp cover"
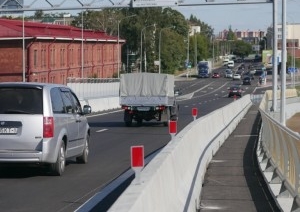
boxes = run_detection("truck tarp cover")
[120,73,174,97]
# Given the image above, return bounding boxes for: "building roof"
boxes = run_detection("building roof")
[0,18,123,42]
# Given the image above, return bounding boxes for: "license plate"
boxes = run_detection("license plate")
[233,90,237,92]
[137,107,150,111]
[0,127,18,134]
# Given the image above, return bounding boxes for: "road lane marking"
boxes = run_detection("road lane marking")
[234,135,258,137]
[96,129,108,133]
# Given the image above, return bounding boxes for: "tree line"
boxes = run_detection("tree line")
[3,8,254,74]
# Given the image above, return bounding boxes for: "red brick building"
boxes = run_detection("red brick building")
[0,19,124,84]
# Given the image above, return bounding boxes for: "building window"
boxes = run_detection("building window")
[78,48,81,66]
[97,47,101,63]
[69,48,74,66]
[84,48,88,64]
[41,49,46,68]
[50,49,56,68]
[60,48,63,67]
[33,50,38,68]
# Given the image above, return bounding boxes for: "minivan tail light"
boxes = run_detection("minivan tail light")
[43,117,54,138]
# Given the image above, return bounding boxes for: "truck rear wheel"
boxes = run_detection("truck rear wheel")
[125,120,132,127]
[124,111,133,127]
[137,118,143,126]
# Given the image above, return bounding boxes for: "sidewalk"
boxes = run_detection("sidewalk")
[286,112,300,133]
[199,104,280,211]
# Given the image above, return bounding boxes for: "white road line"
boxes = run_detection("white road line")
[87,109,123,118]
[96,129,108,133]
[234,135,258,137]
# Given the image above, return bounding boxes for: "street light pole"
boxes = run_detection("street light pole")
[280,0,287,125]
[22,12,25,82]
[140,25,154,73]
[187,30,190,68]
[159,26,173,74]
[212,35,214,70]
[194,29,197,71]
[287,15,296,87]
[117,15,136,78]
[81,10,84,78]
[272,0,278,112]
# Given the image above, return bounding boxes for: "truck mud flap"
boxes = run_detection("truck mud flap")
[124,111,133,127]
[161,108,169,126]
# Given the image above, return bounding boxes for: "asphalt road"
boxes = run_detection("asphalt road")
[0,62,267,212]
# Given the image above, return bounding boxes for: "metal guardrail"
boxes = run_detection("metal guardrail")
[250,93,264,105]
[257,90,300,212]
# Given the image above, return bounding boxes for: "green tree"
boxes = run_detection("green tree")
[160,29,186,74]
[34,10,44,19]
[227,26,236,41]
[71,9,123,35]
[188,15,214,39]
[69,8,212,74]
[232,40,252,58]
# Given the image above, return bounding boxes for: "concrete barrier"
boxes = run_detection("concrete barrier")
[108,95,252,212]
[79,96,120,113]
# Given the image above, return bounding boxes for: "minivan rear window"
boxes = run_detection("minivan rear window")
[0,88,43,114]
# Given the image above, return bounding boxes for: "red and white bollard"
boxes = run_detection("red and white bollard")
[192,107,198,121]
[131,145,144,184]
[169,120,177,139]
[233,95,237,101]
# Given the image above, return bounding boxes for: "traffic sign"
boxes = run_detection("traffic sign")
[288,67,298,73]
[132,0,178,7]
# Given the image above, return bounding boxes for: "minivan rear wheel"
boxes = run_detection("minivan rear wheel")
[50,142,66,176]
[76,135,89,164]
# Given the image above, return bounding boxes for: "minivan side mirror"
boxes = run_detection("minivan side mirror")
[83,105,92,114]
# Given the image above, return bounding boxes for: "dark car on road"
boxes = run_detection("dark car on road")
[242,76,252,85]
[228,85,243,98]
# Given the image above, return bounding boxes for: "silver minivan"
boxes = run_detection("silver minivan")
[0,82,92,176]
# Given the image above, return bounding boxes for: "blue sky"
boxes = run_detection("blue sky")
[176,0,300,34]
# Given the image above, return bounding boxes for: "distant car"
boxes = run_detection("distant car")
[174,88,182,96]
[249,69,256,74]
[244,73,255,80]
[233,73,241,80]
[228,85,243,98]
[225,69,233,78]
[212,72,220,78]
[242,76,252,85]
[0,82,92,176]
[235,58,244,63]
[227,60,234,68]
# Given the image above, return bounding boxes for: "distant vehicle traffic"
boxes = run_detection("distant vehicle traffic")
[197,61,212,78]
[0,82,92,176]
[242,76,252,85]
[223,58,229,66]
[212,72,220,78]
[225,69,233,78]
[233,73,242,80]
[228,85,243,98]
[174,88,182,96]
[227,60,234,68]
